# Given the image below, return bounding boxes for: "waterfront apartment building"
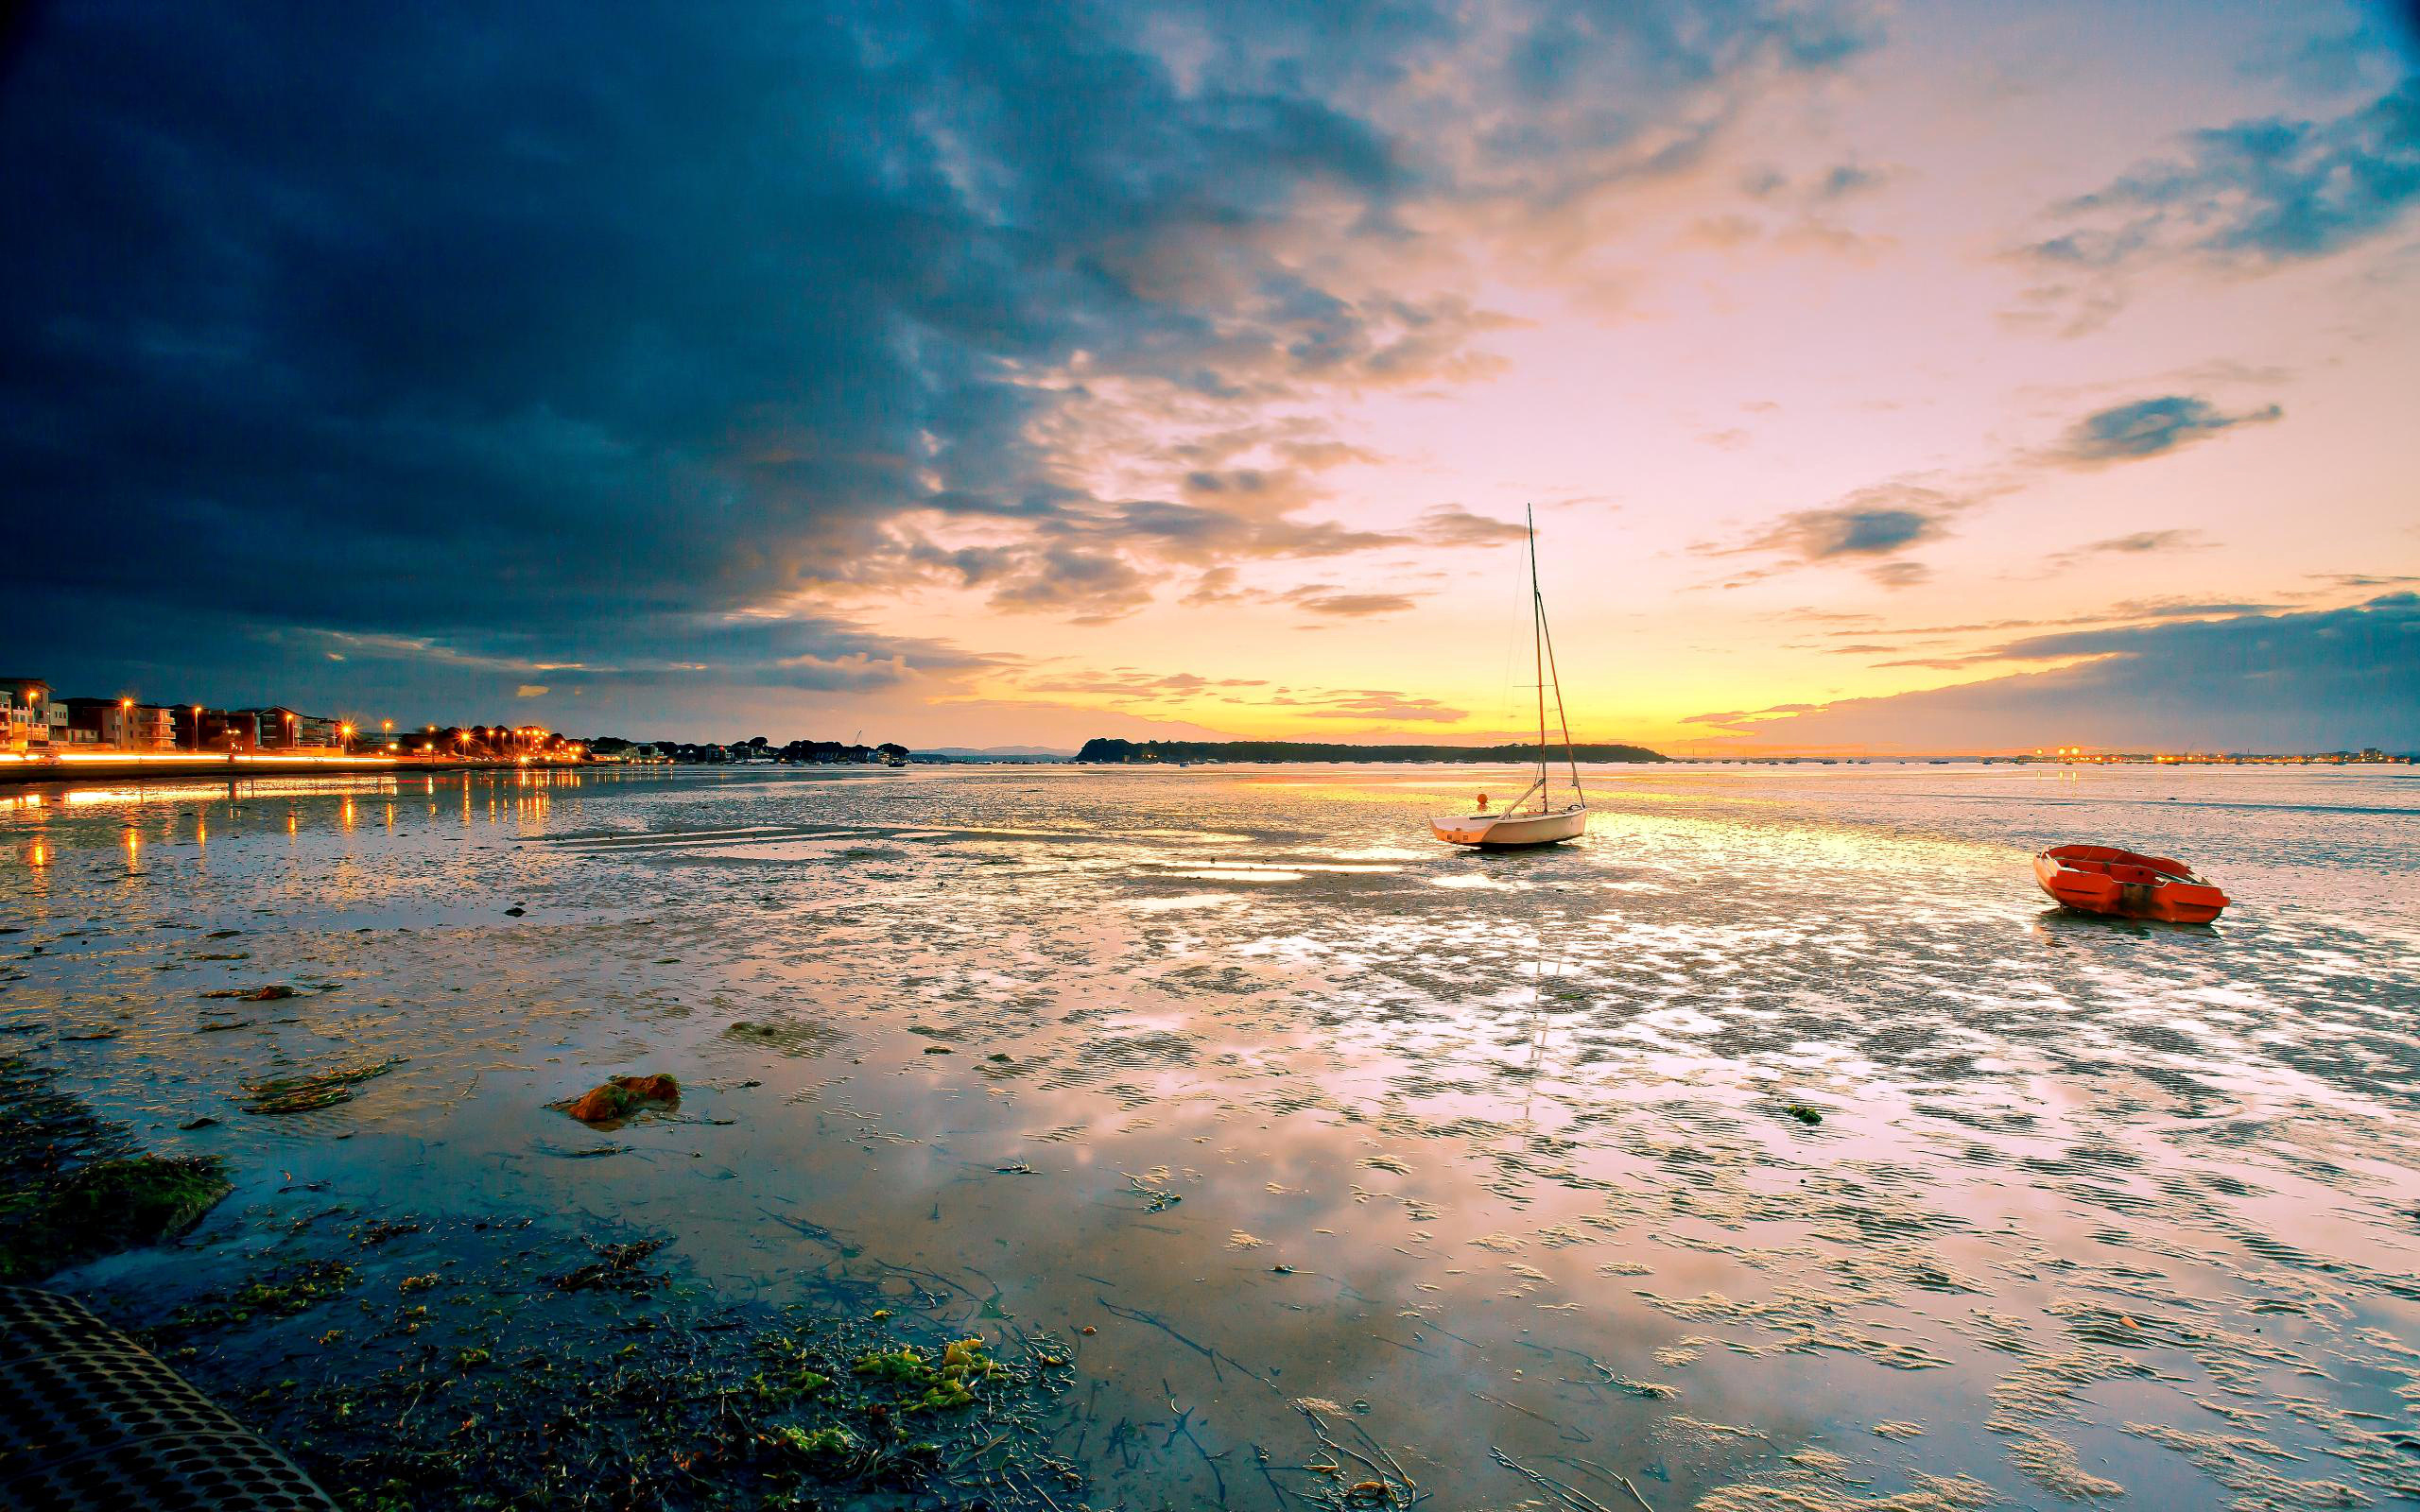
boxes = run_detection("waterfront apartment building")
[242,707,344,750]
[61,697,178,749]
[0,678,63,750]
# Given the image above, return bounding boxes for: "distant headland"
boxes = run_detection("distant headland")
[1075,738,1668,765]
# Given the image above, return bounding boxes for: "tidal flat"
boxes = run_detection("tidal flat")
[2,763,2416,1510]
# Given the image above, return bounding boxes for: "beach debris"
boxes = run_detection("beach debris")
[551,1237,671,1293]
[176,1259,357,1326]
[239,1057,402,1115]
[540,1142,627,1159]
[1783,1103,1824,1125]
[1596,1363,1681,1398]
[556,1072,681,1124]
[1124,1168,1184,1211]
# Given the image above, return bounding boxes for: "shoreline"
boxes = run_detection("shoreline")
[0,753,589,788]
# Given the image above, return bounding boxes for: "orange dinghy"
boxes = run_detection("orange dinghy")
[2033,844,2229,923]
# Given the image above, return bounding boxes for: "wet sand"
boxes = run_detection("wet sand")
[3,763,2416,1508]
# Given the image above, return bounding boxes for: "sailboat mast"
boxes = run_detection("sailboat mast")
[1540,579,1584,807]
[1529,505,1546,810]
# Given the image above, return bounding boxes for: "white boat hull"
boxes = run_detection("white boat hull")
[1430,804,1587,848]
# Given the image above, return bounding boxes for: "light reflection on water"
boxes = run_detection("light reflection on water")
[2,762,2417,1508]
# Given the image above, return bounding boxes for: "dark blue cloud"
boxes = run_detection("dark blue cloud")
[2018,75,2420,298]
[0,0,1876,719]
[1732,595,2420,752]
[2048,396,2283,466]
[1702,483,1962,589]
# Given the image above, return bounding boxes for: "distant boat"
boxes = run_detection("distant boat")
[2034,844,2229,923]
[1431,507,1588,850]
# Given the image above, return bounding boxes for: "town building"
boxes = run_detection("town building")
[0,678,55,750]
[240,708,342,750]
[61,697,178,749]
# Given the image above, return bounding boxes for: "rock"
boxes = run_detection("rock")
[504,906,527,917]
[560,1073,682,1125]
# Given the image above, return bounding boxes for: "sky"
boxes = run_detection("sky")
[4,0,2416,753]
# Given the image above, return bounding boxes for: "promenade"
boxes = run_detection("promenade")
[0,750,587,787]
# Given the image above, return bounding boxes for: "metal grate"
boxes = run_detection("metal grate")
[0,1286,337,1511]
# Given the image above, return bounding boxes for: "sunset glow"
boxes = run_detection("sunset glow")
[7,1,2415,752]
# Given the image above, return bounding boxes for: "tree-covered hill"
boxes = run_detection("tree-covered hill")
[1075,738,1667,764]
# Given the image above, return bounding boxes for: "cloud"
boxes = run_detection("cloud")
[985,546,1157,624]
[2011,77,2420,329]
[1288,592,1423,618]
[1414,506,1530,546]
[1725,595,2420,751]
[2040,527,2213,574]
[2043,396,2283,466]
[1294,691,1467,723]
[1,0,1888,718]
[1862,560,1932,590]
[1720,488,1957,559]
[1700,483,1963,588]
[515,684,549,698]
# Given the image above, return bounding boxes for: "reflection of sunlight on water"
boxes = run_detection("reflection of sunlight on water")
[1123,892,1244,912]
[1155,868,1303,883]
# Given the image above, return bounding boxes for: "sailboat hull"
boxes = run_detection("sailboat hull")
[1430,804,1587,849]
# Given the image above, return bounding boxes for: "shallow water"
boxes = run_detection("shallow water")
[4,763,2417,1509]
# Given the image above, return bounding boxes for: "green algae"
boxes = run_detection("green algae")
[0,1154,231,1282]
[176,1260,359,1326]
[149,1214,1081,1511]
[0,1054,230,1281]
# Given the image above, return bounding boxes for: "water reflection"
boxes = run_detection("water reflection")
[0,763,2414,1508]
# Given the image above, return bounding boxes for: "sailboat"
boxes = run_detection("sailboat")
[1430,506,1589,849]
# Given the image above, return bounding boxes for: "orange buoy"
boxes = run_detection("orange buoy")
[2033,844,2229,923]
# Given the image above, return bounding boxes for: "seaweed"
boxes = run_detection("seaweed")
[152,1215,1082,1511]
[0,1055,231,1282]
[0,1154,231,1282]
[239,1057,403,1115]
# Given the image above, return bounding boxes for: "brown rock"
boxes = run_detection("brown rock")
[560,1073,682,1125]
